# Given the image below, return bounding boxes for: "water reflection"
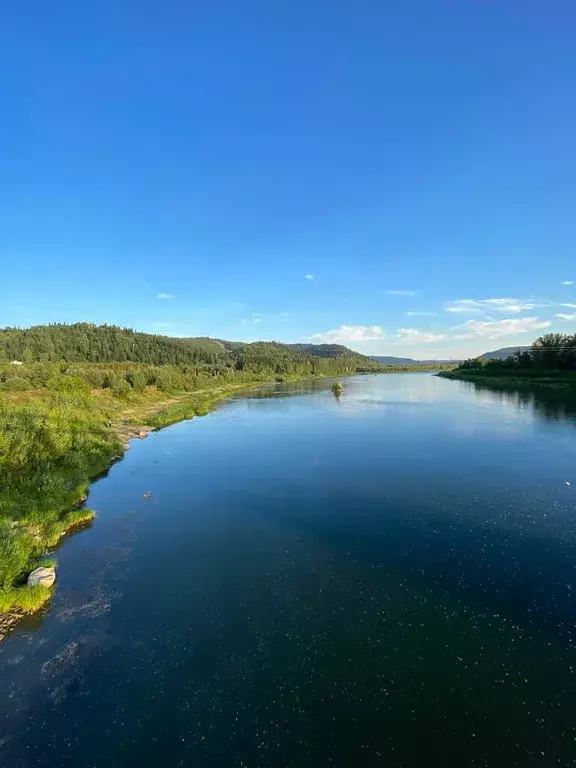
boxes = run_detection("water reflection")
[460,379,576,425]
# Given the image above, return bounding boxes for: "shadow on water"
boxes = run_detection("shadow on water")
[459,378,576,425]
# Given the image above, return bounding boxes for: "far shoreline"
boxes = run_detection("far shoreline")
[438,370,576,389]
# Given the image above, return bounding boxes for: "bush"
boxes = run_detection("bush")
[112,379,132,398]
[47,375,91,394]
[1,376,33,392]
[0,526,31,590]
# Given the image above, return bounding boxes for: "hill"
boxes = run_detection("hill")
[0,323,383,374]
[479,346,531,360]
[370,355,417,365]
[370,356,460,365]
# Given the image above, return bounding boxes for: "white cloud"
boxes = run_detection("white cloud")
[157,292,175,299]
[560,303,576,308]
[386,289,417,296]
[561,280,574,285]
[445,298,543,314]
[406,311,438,317]
[305,274,314,281]
[556,313,576,321]
[243,311,289,326]
[452,317,550,339]
[396,328,446,343]
[310,325,385,343]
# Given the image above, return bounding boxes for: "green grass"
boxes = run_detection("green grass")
[0,585,52,614]
[143,385,250,429]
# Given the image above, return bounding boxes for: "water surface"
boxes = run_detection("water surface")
[2,373,576,766]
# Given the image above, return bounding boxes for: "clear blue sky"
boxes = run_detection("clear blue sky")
[1,0,575,358]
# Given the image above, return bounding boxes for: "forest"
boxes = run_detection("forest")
[443,333,576,385]
[0,323,389,617]
[0,323,385,371]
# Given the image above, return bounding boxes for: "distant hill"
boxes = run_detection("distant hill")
[480,346,530,360]
[371,355,418,365]
[370,356,459,365]
[292,343,378,363]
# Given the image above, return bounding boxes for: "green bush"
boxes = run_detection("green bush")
[0,526,31,590]
[47,375,91,394]
[1,376,33,392]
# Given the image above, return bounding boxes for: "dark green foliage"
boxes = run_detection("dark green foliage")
[0,323,384,375]
[453,334,576,382]
[0,525,31,590]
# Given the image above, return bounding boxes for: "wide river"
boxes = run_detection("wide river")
[2,373,576,766]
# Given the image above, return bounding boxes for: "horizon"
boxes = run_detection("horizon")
[2,1,575,358]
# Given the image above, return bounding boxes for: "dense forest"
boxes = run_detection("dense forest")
[0,323,383,373]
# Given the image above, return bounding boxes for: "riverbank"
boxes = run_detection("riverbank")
[438,369,576,388]
[1,374,357,639]
[0,380,272,639]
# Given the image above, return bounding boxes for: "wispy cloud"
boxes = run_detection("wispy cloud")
[406,311,438,317]
[242,311,290,326]
[305,274,314,281]
[451,317,550,339]
[445,298,543,314]
[386,289,417,296]
[310,325,385,343]
[157,292,175,299]
[561,280,574,286]
[556,313,576,321]
[560,303,576,309]
[397,328,446,343]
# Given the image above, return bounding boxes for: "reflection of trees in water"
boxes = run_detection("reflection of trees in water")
[242,378,340,401]
[463,380,576,424]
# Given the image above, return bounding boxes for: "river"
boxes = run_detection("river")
[2,373,576,766]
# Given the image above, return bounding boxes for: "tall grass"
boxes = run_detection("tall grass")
[0,394,118,612]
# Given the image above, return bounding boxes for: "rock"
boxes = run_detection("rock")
[27,567,56,589]
[138,430,148,439]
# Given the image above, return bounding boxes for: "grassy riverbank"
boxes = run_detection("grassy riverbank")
[439,369,576,388]
[0,379,270,626]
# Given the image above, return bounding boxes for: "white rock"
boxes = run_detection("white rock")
[27,567,56,589]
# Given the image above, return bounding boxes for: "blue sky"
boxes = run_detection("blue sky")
[1,0,575,358]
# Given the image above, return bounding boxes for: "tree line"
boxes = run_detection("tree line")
[457,333,576,372]
[0,323,383,373]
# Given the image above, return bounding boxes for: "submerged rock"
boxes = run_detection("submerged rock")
[27,567,56,589]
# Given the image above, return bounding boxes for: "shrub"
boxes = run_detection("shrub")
[47,375,91,394]
[1,377,33,392]
[0,526,31,590]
